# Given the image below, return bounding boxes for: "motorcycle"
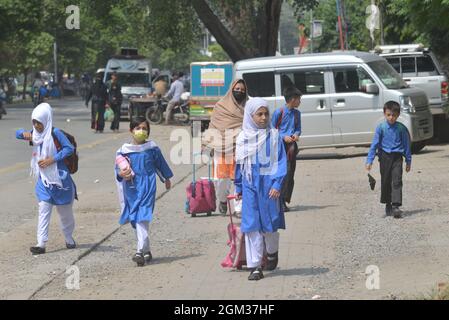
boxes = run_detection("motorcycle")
[146,92,190,125]
[0,88,7,119]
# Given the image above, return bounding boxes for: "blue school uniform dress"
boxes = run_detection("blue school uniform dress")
[235,131,287,233]
[116,144,173,227]
[16,128,77,205]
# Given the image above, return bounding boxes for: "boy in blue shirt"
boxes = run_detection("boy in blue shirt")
[271,87,302,212]
[366,101,411,219]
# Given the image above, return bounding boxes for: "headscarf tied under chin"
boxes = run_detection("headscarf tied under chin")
[235,97,278,183]
[31,103,62,188]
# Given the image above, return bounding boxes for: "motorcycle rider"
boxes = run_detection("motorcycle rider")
[106,72,122,133]
[32,72,44,106]
[86,72,108,133]
[163,71,184,125]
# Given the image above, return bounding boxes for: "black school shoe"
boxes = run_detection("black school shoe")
[144,251,152,263]
[392,206,402,219]
[248,267,264,281]
[132,253,145,267]
[385,203,393,217]
[30,246,46,255]
[219,202,227,215]
[264,252,279,271]
[282,202,290,212]
[66,241,77,249]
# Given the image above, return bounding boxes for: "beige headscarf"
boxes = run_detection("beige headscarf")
[203,79,248,153]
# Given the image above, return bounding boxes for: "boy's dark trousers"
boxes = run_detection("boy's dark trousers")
[379,151,403,206]
[282,142,298,204]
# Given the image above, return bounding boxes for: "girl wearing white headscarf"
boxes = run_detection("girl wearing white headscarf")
[16,103,77,255]
[234,98,287,281]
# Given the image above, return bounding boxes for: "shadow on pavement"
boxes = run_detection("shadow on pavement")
[266,267,330,278]
[44,243,120,254]
[288,205,336,212]
[298,152,368,161]
[402,208,432,218]
[149,254,203,266]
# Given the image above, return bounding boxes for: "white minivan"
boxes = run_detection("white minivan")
[234,51,433,152]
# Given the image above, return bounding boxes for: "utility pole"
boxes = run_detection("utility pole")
[379,0,385,45]
[336,0,345,50]
[310,10,314,53]
[53,41,58,84]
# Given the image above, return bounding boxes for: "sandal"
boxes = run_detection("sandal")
[248,267,264,281]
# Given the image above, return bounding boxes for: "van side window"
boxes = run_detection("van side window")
[416,55,438,76]
[386,58,400,73]
[401,57,416,75]
[242,72,275,97]
[279,70,325,95]
[333,67,374,93]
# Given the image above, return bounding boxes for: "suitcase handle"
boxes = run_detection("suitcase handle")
[192,152,212,183]
[226,195,237,225]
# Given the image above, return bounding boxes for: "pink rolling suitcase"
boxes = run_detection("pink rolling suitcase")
[221,195,246,269]
[185,154,216,217]
[221,195,268,270]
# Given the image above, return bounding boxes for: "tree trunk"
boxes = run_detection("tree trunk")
[22,71,28,100]
[258,0,283,56]
[191,0,251,62]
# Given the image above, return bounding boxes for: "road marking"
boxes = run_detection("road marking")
[0,133,128,176]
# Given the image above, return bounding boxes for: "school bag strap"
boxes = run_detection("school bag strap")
[275,107,284,129]
[275,107,299,131]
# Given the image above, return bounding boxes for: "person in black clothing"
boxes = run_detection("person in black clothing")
[86,73,108,133]
[107,72,123,133]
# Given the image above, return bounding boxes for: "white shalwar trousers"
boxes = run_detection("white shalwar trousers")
[135,221,150,253]
[245,231,280,268]
[37,201,75,247]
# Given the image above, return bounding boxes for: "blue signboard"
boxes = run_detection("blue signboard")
[190,62,233,98]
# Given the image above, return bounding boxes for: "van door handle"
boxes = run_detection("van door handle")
[317,99,326,110]
[335,99,346,108]
[404,79,411,81]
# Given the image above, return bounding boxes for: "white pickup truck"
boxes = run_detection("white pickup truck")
[374,44,449,141]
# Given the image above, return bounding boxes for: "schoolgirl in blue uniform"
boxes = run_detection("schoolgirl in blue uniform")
[16,103,77,255]
[116,117,173,266]
[235,98,287,280]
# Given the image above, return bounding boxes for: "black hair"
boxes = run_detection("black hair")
[130,116,150,131]
[178,72,184,77]
[383,101,400,114]
[283,86,302,103]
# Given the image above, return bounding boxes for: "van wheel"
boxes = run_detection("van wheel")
[411,142,426,154]
[191,213,196,218]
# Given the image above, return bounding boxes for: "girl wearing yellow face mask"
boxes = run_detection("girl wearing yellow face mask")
[115,117,174,266]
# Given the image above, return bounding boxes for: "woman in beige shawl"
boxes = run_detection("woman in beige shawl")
[203,79,248,215]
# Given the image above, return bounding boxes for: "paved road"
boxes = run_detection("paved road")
[1,99,449,300]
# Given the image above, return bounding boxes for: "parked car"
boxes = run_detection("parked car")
[374,44,449,141]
